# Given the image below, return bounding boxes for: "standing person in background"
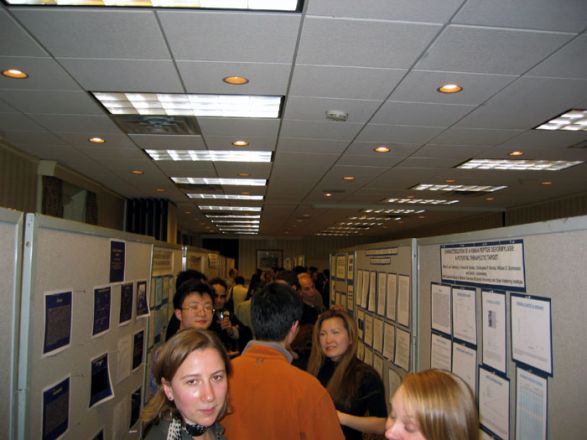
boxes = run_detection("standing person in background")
[308,309,387,439]
[227,267,238,288]
[230,276,248,311]
[209,278,240,354]
[234,272,262,330]
[165,270,208,341]
[384,369,478,440]
[142,329,230,440]
[221,282,344,440]
[298,272,325,312]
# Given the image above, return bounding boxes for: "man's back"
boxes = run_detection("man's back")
[221,342,344,440]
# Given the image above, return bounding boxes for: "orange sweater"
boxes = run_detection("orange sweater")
[221,342,344,440]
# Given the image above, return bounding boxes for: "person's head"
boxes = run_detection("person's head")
[292,265,307,275]
[234,276,245,286]
[313,309,357,363]
[385,369,478,440]
[175,269,207,290]
[174,280,215,330]
[209,278,228,310]
[142,328,231,426]
[298,273,316,300]
[228,268,238,279]
[275,270,301,290]
[251,282,303,342]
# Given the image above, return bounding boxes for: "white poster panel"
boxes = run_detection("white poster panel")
[479,367,510,440]
[482,290,507,374]
[452,286,477,345]
[516,367,547,440]
[431,283,451,335]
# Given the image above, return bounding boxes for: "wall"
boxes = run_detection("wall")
[0,141,37,212]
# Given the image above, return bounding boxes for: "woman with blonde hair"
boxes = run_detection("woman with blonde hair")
[142,328,231,440]
[307,309,387,439]
[385,369,479,440]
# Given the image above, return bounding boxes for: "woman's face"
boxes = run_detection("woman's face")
[318,317,350,362]
[385,386,426,440]
[162,348,228,427]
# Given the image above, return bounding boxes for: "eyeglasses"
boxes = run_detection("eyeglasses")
[182,304,215,313]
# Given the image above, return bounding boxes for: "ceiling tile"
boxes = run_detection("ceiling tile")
[214,162,272,178]
[277,137,348,154]
[0,56,82,90]
[430,127,523,146]
[0,112,47,131]
[280,119,363,141]
[284,96,381,123]
[355,124,444,144]
[204,135,276,151]
[372,101,474,126]
[28,114,123,134]
[129,134,206,149]
[0,90,103,115]
[0,8,47,57]
[527,34,587,80]
[197,117,279,138]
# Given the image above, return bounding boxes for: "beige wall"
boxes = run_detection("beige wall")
[0,141,37,212]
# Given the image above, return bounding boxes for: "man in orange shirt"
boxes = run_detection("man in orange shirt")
[221,282,344,439]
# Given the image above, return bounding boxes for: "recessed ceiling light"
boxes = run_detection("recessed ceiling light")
[4,0,300,11]
[343,176,355,181]
[232,140,249,147]
[486,197,495,201]
[535,109,587,131]
[185,211,191,214]
[509,150,524,157]
[437,83,463,94]
[145,150,271,162]
[412,184,507,192]
[373,145,391,153]
[171,177,266,186]
[458,159,582,171]
[187,194,263,201]
[541,181,553,186]
[2,68,28,79]
[223,76,249,85]
[418,215,425,219]
[156,188,166,192]
[198,206,262,212]
[238,172,250,177]
[92,92,282,118]
[445,178,456,184]
[323,192,333,198]
[88,137,106,144]
[130,170,144,175]
[385,198,459,205]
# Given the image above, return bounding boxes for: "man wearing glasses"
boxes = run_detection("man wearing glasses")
[173,279,216,331]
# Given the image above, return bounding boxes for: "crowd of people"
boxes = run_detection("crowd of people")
[143,266,479,440]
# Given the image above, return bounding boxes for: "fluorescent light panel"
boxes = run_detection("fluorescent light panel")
[93,92,281,118]
[349,216,393,221]
[210,219,260,224]
[5,0,299,9]
[535,109,587,131]
[413,184,507,192]
[458,159,582,171]
[188,194,264,201]
[172,177,266,186]
[385,198,459,205]
[198,205,262,212]
[147,150,272,162]
[205,214,260,219]
[363,208,425,214]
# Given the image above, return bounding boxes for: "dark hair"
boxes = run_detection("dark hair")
[245,273,262,300]
[292,265,307,275]
[251,282,303,341]
[275,270,301,290]
[209,277,228,291]
[234,276,245,285]
[173,280,215,310]
[175,270,207,290]
[141,329,232,424]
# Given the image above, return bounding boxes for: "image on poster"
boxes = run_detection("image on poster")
[43,290,73,356]
[377,272,387,315]
[132,330,145,371]
[430,332,452,371]
[93,286,111,337]
[394,328,411,371]
[42,376,70,440]
[481,290,507,374]
[386,273,397,321]
[136,280,149,317]
[119,282,134,325]
[452,286,477,345]
[479,367,510,440]
[511,294,553,375]
[90,352,114,408]
[431,283,452,335]
[397,275,410,327]
[516,367,547,440]
[452,342,477,396]
[109,239,125,283]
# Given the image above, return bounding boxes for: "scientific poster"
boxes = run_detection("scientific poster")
[377,272,387,315]
[386,273,397,321]
[119,282,133,325]
[452,286,477,345]
[394,328,411,371]
[481,290,507,374]
[511,294,552,375]
[109,239,125,283]
[43,290,72,356]
[479,367,510,439]
[516,367,547,440]
[336,255,347,279]
[136,280,149,317]
[132,330,144,371]
[452,342,477,396]
[92,286,111,337]
[383,322,395,361]
[431,283,452,335]
[368,272,377,312]
[42,376,70,440]
[430,332,452,371]
[397,275,410,327]
[90,353,114,408]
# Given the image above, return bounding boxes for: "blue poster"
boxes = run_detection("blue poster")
[44,291,72,355]
[90,353,113,407]
[43,377,70,440]
[132,330,144,370]
[136,280,149,317]
[119,283,133,325]
[93,286,111,336]
[109,240,125,283]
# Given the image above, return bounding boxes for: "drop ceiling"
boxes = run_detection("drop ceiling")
[1,0,586,238]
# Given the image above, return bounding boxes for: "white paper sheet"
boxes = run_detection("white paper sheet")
[482,290,507,373]
[479,367,510,439]
[373,355,384,378]
[373,318,384,353]
[431,283,452,335]
[386,273,397,321]
[383,322,395,361]
[364,314,374,346]
[452,342,477,396]
[116,334,132,385]
[516,367,547,440]
[452,286,477,345]
[364,347,373,366]
[368,272,377,312]
[397,275,410,327]
[430,333,452,371]
[361,271,370,308]
[357,309,365,339]
[394,328,411,371]
[377,272,387,315]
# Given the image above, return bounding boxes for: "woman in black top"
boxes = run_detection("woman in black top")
[307,309,387,439]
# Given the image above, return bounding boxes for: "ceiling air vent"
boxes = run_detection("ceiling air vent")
[176,184,223,192]
[111,115,201,135]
